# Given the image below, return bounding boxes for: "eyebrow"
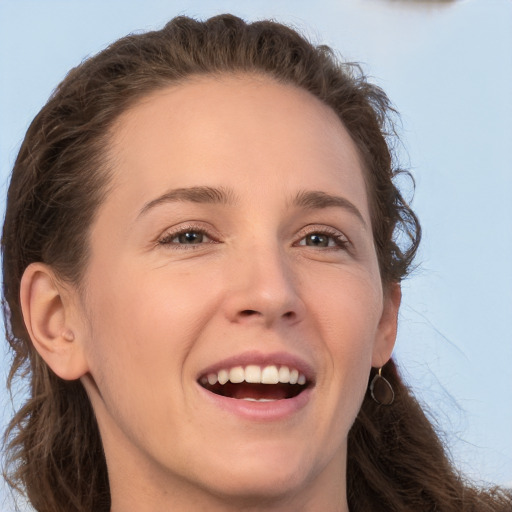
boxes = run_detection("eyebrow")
[137,185,366,227]
[138,186,237,217]
[292,190,367,227]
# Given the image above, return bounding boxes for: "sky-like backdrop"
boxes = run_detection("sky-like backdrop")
[1,0,511,508]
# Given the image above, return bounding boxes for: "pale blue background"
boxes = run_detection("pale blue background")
[1,0,511,509]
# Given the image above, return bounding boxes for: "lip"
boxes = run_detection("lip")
[197,381,313,421]
[196,350,316,382]
[196,350,315,421]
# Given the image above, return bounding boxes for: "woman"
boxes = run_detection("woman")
[2,14,510,512]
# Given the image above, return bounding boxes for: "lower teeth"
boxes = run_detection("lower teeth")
[241,398,277,402]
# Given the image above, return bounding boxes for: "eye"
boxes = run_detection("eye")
[302,233,333,247]
[174,231,207,245]
[296,228,349,250]
[157,226,215,248]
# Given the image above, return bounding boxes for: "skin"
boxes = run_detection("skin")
[21,75,400,511]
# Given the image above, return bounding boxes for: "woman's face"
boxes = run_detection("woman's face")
[75,75,399,508]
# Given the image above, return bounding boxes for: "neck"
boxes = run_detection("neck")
[109,470,349,512]
[106,438,349,512]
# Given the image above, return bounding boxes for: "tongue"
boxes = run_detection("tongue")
[225,383,290,400]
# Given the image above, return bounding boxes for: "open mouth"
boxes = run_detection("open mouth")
[198,364,312,402]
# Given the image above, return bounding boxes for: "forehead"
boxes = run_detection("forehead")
[105,74,369,220]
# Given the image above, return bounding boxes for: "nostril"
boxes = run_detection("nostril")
[240,309,259,317]
[239,310,295,319]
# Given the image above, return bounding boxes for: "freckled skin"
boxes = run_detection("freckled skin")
[71,75,399,512]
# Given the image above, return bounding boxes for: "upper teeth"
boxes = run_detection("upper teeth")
[202,365,307,386]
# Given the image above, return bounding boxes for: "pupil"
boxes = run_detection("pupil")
[179,232,203,244]
[307,234,328,247]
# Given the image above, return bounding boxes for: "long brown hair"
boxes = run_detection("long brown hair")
[2,14,510,512]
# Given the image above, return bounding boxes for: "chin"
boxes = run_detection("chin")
[189,441,324,503]
[203,466,310,505]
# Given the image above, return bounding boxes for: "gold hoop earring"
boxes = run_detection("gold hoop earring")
[369,367,394,405]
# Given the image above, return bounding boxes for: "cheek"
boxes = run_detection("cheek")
[82,267,216,408]
[310,264,382,338]
[307,267,383,387]
[295,269,383,462]
[79,269,221,462]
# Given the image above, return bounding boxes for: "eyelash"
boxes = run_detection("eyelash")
[294,226,350,251]
[157,225,350,251]
[157,224,217,249]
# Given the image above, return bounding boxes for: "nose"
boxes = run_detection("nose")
[222,244,305,328]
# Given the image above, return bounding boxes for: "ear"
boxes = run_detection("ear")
[371,282,401,368]
[20,262,89,380]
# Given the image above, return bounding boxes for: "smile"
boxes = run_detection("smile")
[199,364,310,401]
